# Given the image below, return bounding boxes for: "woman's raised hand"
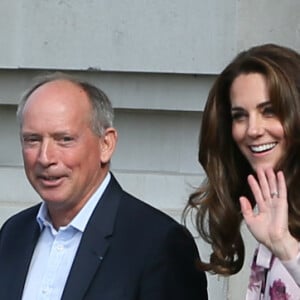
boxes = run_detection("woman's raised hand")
[239,168,298,261]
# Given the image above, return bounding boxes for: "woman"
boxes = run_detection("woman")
[186,44,300,298]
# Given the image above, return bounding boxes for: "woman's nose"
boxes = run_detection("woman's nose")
[247,115,264,137]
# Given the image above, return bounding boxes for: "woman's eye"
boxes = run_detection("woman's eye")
[231,111,246,121]
[263,106,275,116]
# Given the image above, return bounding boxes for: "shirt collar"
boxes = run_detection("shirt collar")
[256,243,273,269]
[36,172,111,232]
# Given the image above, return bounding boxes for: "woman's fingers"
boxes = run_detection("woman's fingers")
[277,170,287,200]
[247,173,267,212]
[249,168,287,207]
[239,196,253,219]
[264,168,278,200]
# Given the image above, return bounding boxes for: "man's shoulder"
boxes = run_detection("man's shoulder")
[1,203,41,230]
[114,191,199,261]
[108,174,182,228]
[119,191,184,232]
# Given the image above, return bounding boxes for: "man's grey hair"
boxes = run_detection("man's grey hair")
[16,72,114,136]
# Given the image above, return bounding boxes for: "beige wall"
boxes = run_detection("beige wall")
[0,0,299,298]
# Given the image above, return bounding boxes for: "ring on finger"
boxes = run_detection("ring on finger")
[271,192,279,198]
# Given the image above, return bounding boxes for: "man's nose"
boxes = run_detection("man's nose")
[37,140,57,166]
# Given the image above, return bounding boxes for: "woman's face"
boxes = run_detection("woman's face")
[230,73,286,171]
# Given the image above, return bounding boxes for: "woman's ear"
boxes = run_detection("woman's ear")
[99,127,118,164]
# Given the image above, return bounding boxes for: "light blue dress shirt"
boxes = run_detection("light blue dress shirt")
[21,173,111,300]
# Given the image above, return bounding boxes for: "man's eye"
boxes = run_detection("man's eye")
[59,136,74,144]
[23,137,39,143]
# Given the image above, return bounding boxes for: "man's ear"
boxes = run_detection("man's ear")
[99,127,118,164]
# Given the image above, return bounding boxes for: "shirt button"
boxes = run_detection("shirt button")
[56,244,64,251]
[42,287,49,294]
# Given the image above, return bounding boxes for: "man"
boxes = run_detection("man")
[0,73,207,299]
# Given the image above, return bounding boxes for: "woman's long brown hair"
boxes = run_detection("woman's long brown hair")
[185,44,300,275]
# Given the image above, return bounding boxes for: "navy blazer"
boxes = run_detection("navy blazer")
[0,174,207,299]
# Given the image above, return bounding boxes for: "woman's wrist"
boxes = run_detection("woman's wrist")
[272,235,299,261]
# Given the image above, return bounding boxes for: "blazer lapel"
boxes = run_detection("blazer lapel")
[62,174,123,300]
[4,205,41,299]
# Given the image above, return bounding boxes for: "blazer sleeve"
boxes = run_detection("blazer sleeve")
[138,224,208,300]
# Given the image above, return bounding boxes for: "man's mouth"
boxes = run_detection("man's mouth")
[39,175,61,181]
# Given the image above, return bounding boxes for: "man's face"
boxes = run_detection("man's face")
[20,80,113,221]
